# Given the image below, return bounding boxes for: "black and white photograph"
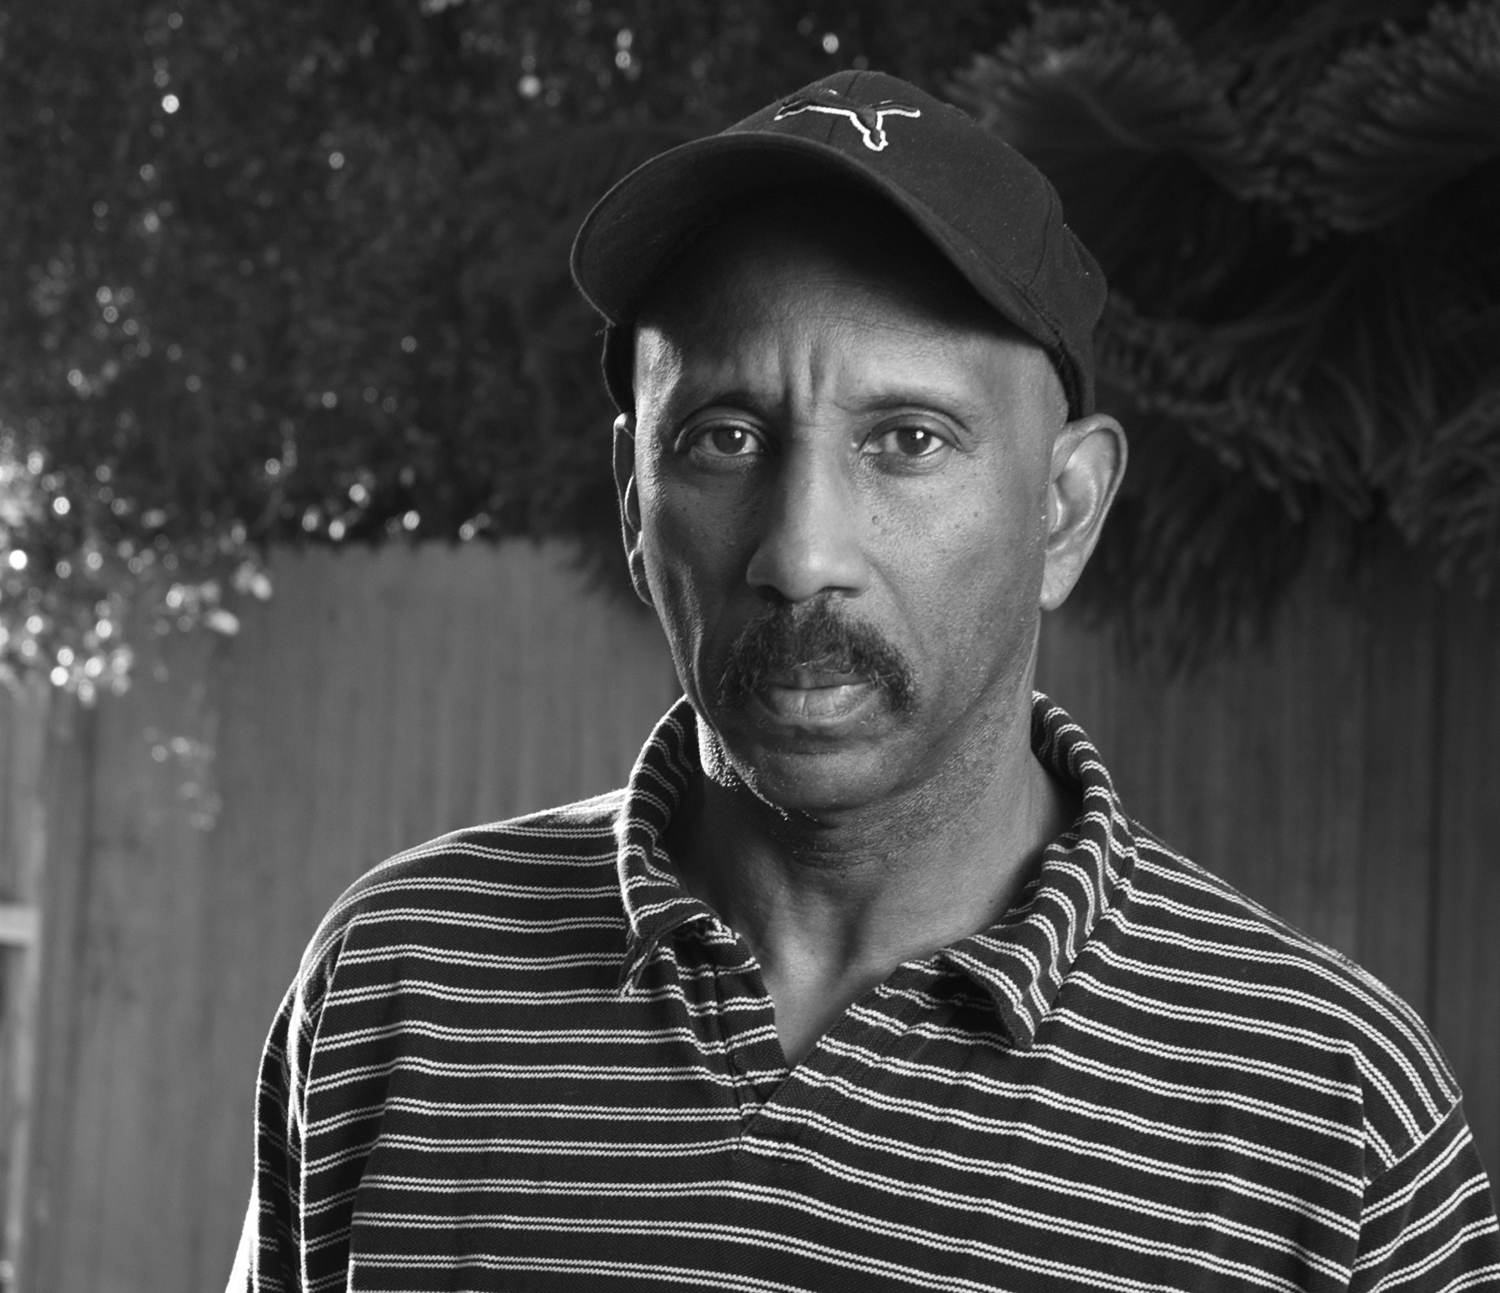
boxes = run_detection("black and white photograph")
[0,2,1497,1289]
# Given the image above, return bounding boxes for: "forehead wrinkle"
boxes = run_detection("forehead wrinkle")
[644,303,1009,429]
[640,311,843,424]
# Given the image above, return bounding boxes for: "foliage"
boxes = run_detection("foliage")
[4,0,1497,686]
[951,0,1500,656]
[0,0,1023,695]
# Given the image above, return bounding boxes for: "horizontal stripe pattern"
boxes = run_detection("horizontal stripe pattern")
[232,695,1499,1291]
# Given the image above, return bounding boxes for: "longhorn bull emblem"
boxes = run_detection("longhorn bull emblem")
[773,93,922,152]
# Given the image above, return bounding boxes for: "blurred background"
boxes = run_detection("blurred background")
[0,0,1496,1288]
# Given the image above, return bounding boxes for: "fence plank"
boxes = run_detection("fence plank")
[0,680,49,1292]
[20,692,94,1293]
[1431,583,1500,1189]
[32,628,218,1292]
[1355,548,1439,1031]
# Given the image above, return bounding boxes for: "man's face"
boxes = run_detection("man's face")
[620,202,1069,816]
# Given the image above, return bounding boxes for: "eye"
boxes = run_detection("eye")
[867,424,949,459]
[687,423,765,458]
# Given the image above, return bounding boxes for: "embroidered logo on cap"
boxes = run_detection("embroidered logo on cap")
[773,93,921,152]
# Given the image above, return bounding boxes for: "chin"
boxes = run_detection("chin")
[702,719,910,817]
[754,756,902,816]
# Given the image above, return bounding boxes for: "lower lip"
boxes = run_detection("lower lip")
[755,681,879,726]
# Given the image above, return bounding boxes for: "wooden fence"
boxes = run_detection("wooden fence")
[0,538,1494,1291]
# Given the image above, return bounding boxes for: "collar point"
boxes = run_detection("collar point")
[618,936,656,992]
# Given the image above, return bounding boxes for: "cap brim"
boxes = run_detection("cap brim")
[570,131,1075,408]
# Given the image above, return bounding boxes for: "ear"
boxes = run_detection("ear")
[1040,413,1127,611]
[612,413,653,607]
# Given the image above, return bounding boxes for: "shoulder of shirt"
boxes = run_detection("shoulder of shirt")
[289,788,628,1013]
[1115,819,1463,1175]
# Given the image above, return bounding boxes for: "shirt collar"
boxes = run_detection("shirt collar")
[614,702,721,989]
[937,694,1136,1048]
[614,694,1136,1048]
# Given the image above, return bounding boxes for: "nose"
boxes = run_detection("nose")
[744,444,870,603]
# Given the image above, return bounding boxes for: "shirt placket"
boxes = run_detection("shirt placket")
[675,923,788,1126]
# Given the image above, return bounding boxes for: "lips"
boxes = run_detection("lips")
[766,664,866,689]
[759,682,875,720]
[753,662,880,723]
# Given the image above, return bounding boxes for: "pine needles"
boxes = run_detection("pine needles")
[952,0,1500,660]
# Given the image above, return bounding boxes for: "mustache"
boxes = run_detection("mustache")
[715,600,915,713]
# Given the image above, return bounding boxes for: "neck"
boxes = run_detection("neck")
[666,690,1078,1063]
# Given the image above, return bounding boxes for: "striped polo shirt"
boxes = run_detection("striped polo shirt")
[233,695,1500,1292]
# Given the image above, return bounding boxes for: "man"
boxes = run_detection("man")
[231,71,1500,1291]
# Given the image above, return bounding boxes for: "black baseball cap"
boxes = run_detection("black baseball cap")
[570,69,1106,420]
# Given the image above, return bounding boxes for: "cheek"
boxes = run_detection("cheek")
[638,470,743,603]
[964,472,1049,629]
[635,464,761,690]
[878,465,1045,691]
